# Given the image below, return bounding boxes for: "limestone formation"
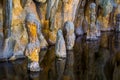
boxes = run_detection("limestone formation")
[9,0,28,60]
[25,13,40,72]
[75,0,86,36]
[3,0,12,39]
[87,3,98,40]
[0,37,16,61]
[46,0,60,31]
[116,14,120,32]
[63,21,75,50]
[36,20,48,49]
[55,29,66,58]
[0,0,17,61]
[0,0,120,61]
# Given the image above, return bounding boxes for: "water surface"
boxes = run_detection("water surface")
[0,32,120,80]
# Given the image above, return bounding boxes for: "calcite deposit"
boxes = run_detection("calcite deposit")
[0,0,120,71]
[63,21,75,50]
[25,13,41,71]
[55,30,66,58]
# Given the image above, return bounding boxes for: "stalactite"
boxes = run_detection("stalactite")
[49,0,60,31]
[3,0,12,39]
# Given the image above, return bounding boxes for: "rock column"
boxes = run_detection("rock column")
[63,21,75,50]
[55,29,66,58]
[87,3,98,40]
[25,13,40,72]
[3,0,12,39]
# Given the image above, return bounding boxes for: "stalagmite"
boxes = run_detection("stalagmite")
[63,21,75,50]
[87,3,98,40]
[25,13,40,72]
[55,29,66,58]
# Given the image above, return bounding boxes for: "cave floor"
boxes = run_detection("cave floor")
[0,32,120,80]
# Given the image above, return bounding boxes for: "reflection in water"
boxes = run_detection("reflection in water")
[62,50,75,80]
[55,58,66,80]
[0,32,120,80]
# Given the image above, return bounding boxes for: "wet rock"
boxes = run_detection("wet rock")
[25,13,41,72]
[28,62,40,72]
[115,14,120,32]
[87,3,98,40]
[0,37,16,61]
[55,30,66,58]
[3,0,12,39]
[63,21,75,50]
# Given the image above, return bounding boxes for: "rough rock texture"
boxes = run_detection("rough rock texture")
[0,37,16,61]
[0,0,17,61]
[0,0,120,60]
[3,0,12,39]
[25,13,41,71]
[63,21,75,50]
[55,30,66,58]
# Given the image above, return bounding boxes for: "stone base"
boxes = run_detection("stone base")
[28,62,41,72]
[56,52,66,58]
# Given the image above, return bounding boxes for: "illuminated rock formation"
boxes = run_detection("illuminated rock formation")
[87,3,98,40]
[63,21,75,50]
[55,29,66,58]
[25,13,40,71]
[0,0,120,61]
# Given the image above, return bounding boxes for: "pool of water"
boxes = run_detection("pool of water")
[0,32,120,80]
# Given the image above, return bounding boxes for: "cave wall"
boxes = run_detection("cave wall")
[0,0,120,60]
